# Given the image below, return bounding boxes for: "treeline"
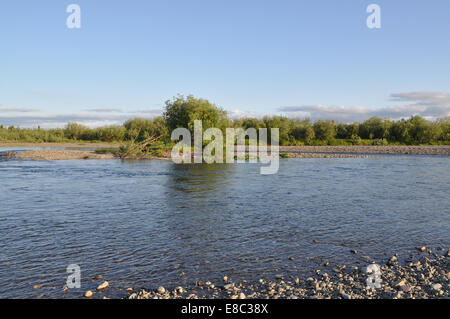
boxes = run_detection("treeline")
[1,95,449,145]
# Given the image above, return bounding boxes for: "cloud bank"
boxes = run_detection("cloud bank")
[0,109,163,128]
[2,92,449,128]
[278,92,450,122]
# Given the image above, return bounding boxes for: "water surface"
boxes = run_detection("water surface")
[0,152,449,298]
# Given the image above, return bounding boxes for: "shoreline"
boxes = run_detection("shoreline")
[124,248,449,299]
[2,143,450,161]
[280,145,450,155]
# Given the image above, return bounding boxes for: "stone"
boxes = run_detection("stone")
[84,290,93,298]
[157,286,166,294]
[431,283,442,291]
[126,288,133,292]
[399,285,411,293]
[395,279,407,287]
[239,293,246,299]
[97,281,109,291]
[223,276,228,283]
[341,292,351,299]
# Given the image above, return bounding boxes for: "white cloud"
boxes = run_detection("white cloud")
[0,107,40,113]
[0,110,163,128]
[278,91,450,122]
[2,92,450,127]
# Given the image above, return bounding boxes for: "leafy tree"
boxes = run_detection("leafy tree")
[124,117,168,142]
[359,117,391,140]
[163,95,229,137]
[313,120,336,141]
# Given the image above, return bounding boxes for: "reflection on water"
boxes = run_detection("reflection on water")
[0,153,449,298]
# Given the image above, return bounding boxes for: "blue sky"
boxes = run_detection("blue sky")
[1,0,449,127]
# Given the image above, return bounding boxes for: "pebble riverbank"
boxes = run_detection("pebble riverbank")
[280,145,450,156]
[124,248,449,300]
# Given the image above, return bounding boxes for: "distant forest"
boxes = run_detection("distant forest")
[1,95,449,145]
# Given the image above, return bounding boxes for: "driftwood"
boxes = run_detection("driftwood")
[118,135,162,159]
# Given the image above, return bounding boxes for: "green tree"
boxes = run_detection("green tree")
[163,95,229,137]
[313,120,336,141]
[124,117,168,142]
[359,117,391,140]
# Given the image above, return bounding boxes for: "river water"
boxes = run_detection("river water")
[0,151,449,298]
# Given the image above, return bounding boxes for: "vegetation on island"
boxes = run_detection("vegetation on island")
[1,96,449,152]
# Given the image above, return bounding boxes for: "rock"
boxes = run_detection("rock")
[351,250,358,254]
[394,291,403,299]
[295,278,300,285]
[239,293,246,299]
[223,276,228,283]
[389,256,398,264]
[126,288,133,293]
[288,257,294,261]
[175,286,185,294]
[275,274,283,280]
[96,275,103,280]
[341,292,351,299]
[157,286,166,294]
[84,290,93,298]
[431,283,442,291]
[399,285,411,293]
[224,284,234,290]
[395,279,407,287]
[417,246,426,252]
[97,281,109,291]
[33,285,41,289]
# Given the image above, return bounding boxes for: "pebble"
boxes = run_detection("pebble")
[125,252,449,300]
[399,285,411,293]
[431,283,442,291]
[97,281,109,291]
[341,292,351,299]
[84,290,93,298]
[157,286,166,294]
